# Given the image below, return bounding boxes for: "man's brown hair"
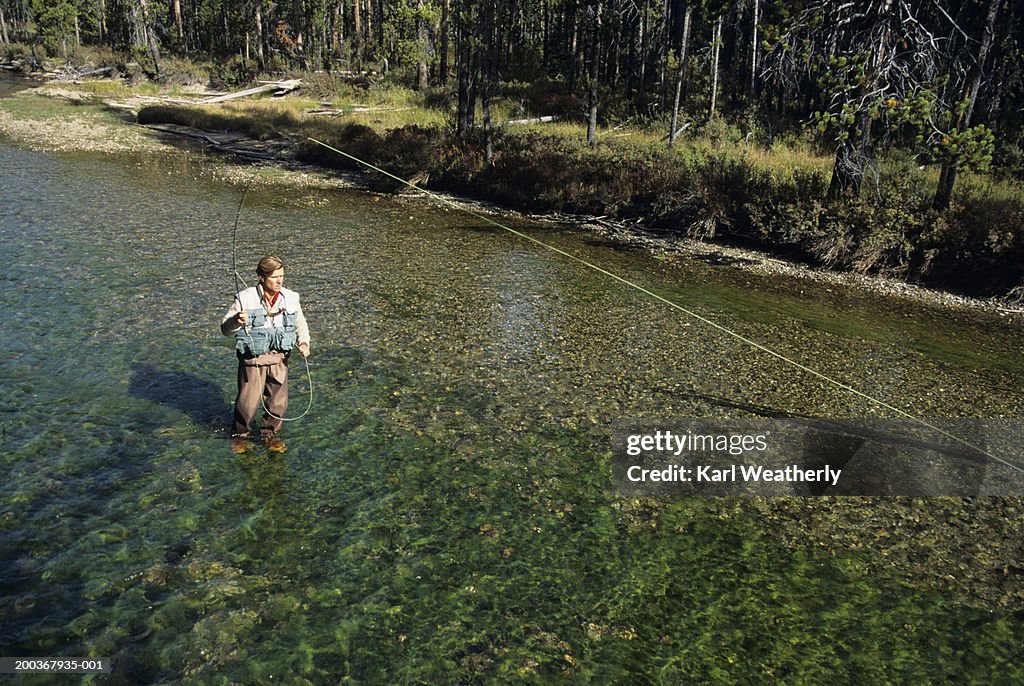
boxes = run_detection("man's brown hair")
[257,255,285,277]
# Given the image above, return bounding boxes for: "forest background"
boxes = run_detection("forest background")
[3,0,1024,299]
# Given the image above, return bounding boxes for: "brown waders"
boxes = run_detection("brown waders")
[232,350,289,438]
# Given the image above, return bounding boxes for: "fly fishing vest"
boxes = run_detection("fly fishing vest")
[234,287,299,357]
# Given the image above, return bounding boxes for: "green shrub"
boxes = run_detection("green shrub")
[301,71,367,102]
[155,56,210,87]
[297,121,383,171]
[920,196,1024,295]
[3,42,35,64]
[700,115,744,148]
[209,56,258,89]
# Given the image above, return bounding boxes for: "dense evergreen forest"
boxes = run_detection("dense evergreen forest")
[4,1,1024,295]
[5,1,1024,202]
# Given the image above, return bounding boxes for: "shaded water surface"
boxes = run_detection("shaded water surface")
[0,73,39,98]
[2,142,1022,683]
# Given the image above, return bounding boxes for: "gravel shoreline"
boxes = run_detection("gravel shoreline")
[576,216,1024,320]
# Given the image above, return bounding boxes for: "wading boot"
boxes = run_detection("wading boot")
[264,434,287,454]
[231,435,254,454]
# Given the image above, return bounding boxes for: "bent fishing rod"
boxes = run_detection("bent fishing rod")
[230,181,313,422]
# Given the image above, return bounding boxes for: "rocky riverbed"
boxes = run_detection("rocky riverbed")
[3,74,1023,619]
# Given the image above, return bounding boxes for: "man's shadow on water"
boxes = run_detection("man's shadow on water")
[129,362,231,431]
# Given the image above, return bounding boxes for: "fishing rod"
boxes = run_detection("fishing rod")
[305,135,1024,476]
[231,186,250,308]
[230,179,313,422]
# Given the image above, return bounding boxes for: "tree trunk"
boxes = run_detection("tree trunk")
[221,2,229,52]
[439,0,449,84]
[370,0,378,60]
[332,1,342,60]
[292,0,307,69]
[0,4,8,44]
[749,0,759,98]
[709,14,722,117]
[586,0,601,146]
[987,35,1012,135]
[416,0,429,90]
[97,0,106,43]
[467,48,477,128]
[933,0,1000,211]
[353,0,362,66]
[172,0,182,42]
[131,0,144,47]
[456,17,471,136]
[483,5,494,162]
[254,1,265,69]
[668,5,691,147]
[543,0,550,65]
[636,0,648,102]
[827,135,866,200]
[828,89,874,200]
[569,0,581,91]
[139,0,161,76]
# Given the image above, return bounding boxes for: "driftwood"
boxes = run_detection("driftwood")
[133,94,201,105]
[102,81,298,114]
[304,105,413,116]
[197,79,302,105]
[52,63,114,81]
[77,66,113,78]
[496,115,558,126]
[330,69,384,78]
[664,122,692,140]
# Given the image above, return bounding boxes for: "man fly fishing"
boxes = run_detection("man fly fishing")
[222,255,310,454]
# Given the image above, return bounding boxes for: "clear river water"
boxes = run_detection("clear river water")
[1,136,1023,683]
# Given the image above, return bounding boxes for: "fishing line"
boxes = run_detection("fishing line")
[306,135,1023,475]
[230,178,313,422]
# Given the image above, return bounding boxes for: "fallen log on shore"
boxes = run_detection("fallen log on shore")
[197,79,302,104]
[54,65,114,81]
[496,115,558,126]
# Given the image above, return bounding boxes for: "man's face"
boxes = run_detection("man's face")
[260,268,285,295]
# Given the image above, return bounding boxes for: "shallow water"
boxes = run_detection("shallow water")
[2,140,1023,683]
[0,73,37,98]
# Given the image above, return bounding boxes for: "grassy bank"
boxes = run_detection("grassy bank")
[133,89,1024,301]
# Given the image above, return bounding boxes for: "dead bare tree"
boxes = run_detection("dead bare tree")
[749,0,758,98]
[0,3,9,45]
[137,0,162,76]
[667,4,691,147]
[764,0,947,200]
[586,0,601,146]
[709,12,722,118]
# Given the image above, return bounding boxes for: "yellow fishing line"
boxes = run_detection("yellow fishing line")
[307,136,1022,475]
